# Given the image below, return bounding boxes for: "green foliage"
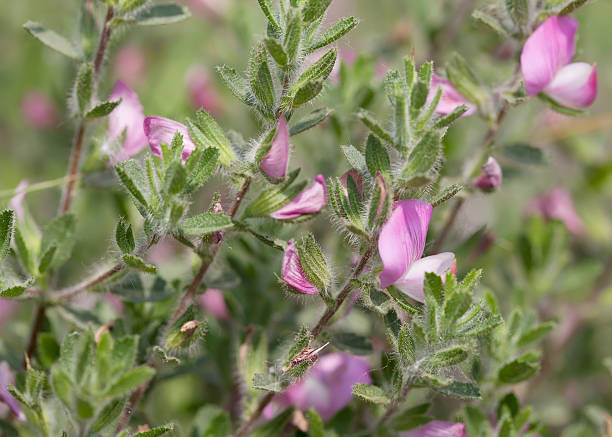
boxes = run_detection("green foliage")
[23,21,81,59]
[134,4,191,26]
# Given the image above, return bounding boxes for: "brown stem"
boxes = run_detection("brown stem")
[116,178,252,432]
[58,6,114,215]
[23,305,46,367]
[233,393,275,437]
[430,197,465,254]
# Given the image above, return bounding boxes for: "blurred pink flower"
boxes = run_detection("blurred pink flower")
[20,91,58,129]
[329,49,357,84]
[108,81,147,163]
[260,116,290,179]
[0,362,25,422]
[281,240,319,295]
[9,180,28,222]
[400,421,466,437]
[521,15,597,108]
[198,289,229,320]
[113,45,146,86]
[426,74,476,116]
[104,294,124,314]
[144,116,196,162]
[187,0,229,21]
[526,188,584,234]
[379,199,455,302]
[185,65,223,115]
[265,353,371,421]
[472,157,502,191]
[270,175,327,220]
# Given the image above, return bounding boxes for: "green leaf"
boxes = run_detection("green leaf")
[506,0,529,29]
[365,134,391,177]
[387,286,421,315]
[293,49,337,91]
[403,131,441,177]
[106,366,154,398]
[309,16,359,51]
[162,161,188,195]
[331,332,372,355]
[398,324,416,364]
[517,321,556,347]
[215,65,253,106]
[0,279,32,298]
[250,43,276,113]
[427,345,469,368]
[292,80,324,107]
[122,254,157,274]
[284,13,302,63]
[191,405,230,437]
[75,62,93,114]
[115,219,135,254]
[135,4,191,25]
[187,109,236,166]
[13,227,35,276]
[296,234,330,291]
[86,100,121,119]
[184,147,219,192]
[90,398,125,433]
[152,346,180,366]
[37,245,56,274]
[341,145,367,175]
[130,425,174,437]
[40,213,76,270]
[37,333,60,369]
[115,160,149,208]
[307,409,326,437]
[284,327,311,366]
[472,9,510,37]
[498,354,540,384]
[180,212,233,236]
[0,210,15,261]
[257,0,280,31]
[23,21,81,59]
[164,305,206,349]
[264,38,287,67]
[352,383,390,405]
[431,380,481,400]
[289,107,332,136]
[391,414,432,431]
[433,104,469,128]
[430,184,463,207]
[252,372,285,393]
[302,0,332,22]
[503,143,546,165]
[244,171,306,217]
[356,110,394,146]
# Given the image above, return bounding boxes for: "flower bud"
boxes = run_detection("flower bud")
[472,156,502,191]
[339,169,363,198]
[281,240,319,294]
[260,116,290,179]
[270,175,327,220]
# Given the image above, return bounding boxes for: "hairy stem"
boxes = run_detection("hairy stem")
[116,177,252,432]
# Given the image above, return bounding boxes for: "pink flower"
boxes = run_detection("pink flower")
[270,175,327,220]
[526,188,584,234]
[400,421,466,437]
[426,74,477,116]
[0,362,25,422]
[20,91,58,129]
[472,156,502,191]
[188,0,229,21]
[266,353,371,421]
[198,289,229,320]
[521,15,597,108]
[260,116,290,179]
[108,81,147,163]
[378,199,455,302]
[113,45,146,86]
[339,169,363,198]
[144,116,197,162]
[185,65,223,114]
[281,240,319,295]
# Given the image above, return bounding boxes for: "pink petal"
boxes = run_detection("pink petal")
[143,116,197,162]
[400,421,466,437]
[109,81,147,163]
[378,200,433,289]
[285,353,371,420]
[472,156,502,191]
[340,169,363,198]
[9,180,28,222]
[281,240,319,294]
[395,252,456,302]
[270,175,327,220]
[544,62,597,108]
[521,15,578,96]
[427,74,477,116]
[0,362,25,422]
[260,116,290,179]
[527,188,584,234]
[198,289,229,320]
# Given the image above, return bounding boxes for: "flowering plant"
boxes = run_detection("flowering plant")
[0,0,610,436]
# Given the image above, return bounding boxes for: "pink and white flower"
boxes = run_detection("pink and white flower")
[426,74,477,116]
[281,240,319,295]
[270,175,327,220]
[521,15,597,108]
[379,199,455,302]
[144,116,197,162]
[108,81,147,163]
[260,116,290,179]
